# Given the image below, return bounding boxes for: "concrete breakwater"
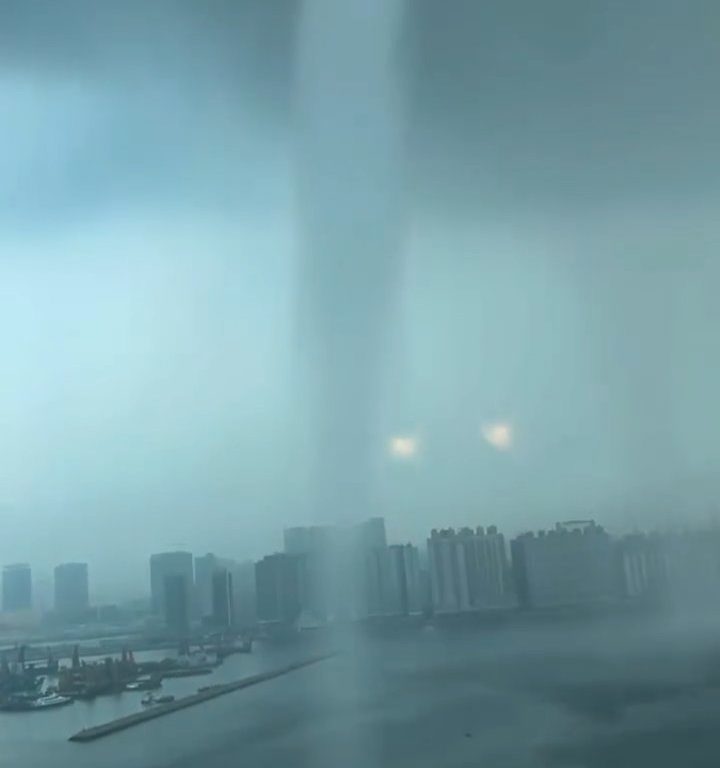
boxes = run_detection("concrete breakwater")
[68,652,335,743]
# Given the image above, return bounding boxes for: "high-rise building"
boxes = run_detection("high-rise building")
[351,517,391,619]
[355,517,387,550]
[282,518,391,621]
[284,525,336,622]
[428,526,511,614]
[284,525,336,555]
[54,563,89,616]
[427,529,470,613]
[255,554,302,625]
[149,551,194,621]
[389,544,422,615]
[658,529,720,610]
[230,560,256,628]
[194,553,219,620]
[458,525,510,608]
[194,553,237,622]
[617,533,666,600]
[2,564,32,612]
[212,568,234,628]
[511,521,614,608]
[164,573,190,634]
[363,546,398,615]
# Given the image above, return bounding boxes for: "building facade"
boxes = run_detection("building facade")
[255,553,302,625]
[194,553,238,622]
[511,521,614,608]
[284,525,336,622]
[283,518,391,622]
[617,533,666,600]
[659,529,720,610]
[149,551,194,625]
[230,560,256,628]
[428,526,511,614]
[211,568,234,628]
[54,562,89,616]
[389,543,422,615]
[164,573,190,634]
[2,563,32,612]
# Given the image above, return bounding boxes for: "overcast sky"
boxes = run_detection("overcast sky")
[2,0,720,602]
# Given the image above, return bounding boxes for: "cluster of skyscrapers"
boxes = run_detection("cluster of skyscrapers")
[1,562,89,618]
[149,517,720,634]
[149,552,255,634]
[150,518,720,626]
[5,517,718,632]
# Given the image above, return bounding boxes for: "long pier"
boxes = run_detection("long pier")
[68,652,335,743]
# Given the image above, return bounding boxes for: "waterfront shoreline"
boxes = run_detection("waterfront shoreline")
[68,652,335,743]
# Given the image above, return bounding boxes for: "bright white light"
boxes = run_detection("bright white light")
[389,435,418,459]
[482,422,513,451]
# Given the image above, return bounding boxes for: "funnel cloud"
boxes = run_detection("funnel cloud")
[1,0,720,600]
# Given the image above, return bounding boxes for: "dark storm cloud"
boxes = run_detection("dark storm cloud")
[2,0,720,596]
[0,0,296,82]
[4,0,719,222]
[0,0,297,226]
[410,0,720,214]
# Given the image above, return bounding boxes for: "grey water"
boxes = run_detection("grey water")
[6,617,720,768]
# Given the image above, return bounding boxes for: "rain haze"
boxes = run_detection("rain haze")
[5,2,720,767]
[2,1,720,605]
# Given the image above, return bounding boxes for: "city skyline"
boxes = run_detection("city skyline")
[4,512,720,622]
[5,0,720,605]
[6,510,719,606]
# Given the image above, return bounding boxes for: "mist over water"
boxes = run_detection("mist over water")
[293,3,408,764]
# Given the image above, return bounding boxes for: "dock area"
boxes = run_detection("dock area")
[68,652,335,743]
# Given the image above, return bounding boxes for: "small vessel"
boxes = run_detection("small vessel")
[31,694,73,709]
[141,693,175,706]
[0,693,73,711]
[176,650,210,668]
[126,676,161,692]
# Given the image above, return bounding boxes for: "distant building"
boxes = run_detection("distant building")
[164,574,190,634]
[283,518,390,621]
[511,521,614,609]
[2,564,31,612]
[351,518,393,619]
[284,525,336,622]
[355,517,388,550]
[284,525,336,556]
[230,560,256,628]
[255,554,302,625]
[617,533,666,600]
[389,544,422,615]
[194,554,219,620]
[659,529,720,610]
[54,563,89,616]
[362,546,398,616]
[428,526,511,613]
[211,569,234,628]
[428,529,468,613]
[194,553,237,622]
[149,552,193,624]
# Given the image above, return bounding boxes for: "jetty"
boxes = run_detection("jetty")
[69,652,334,742]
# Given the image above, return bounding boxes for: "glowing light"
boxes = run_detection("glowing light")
[482,422,513,451]
[389,435,418,459]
